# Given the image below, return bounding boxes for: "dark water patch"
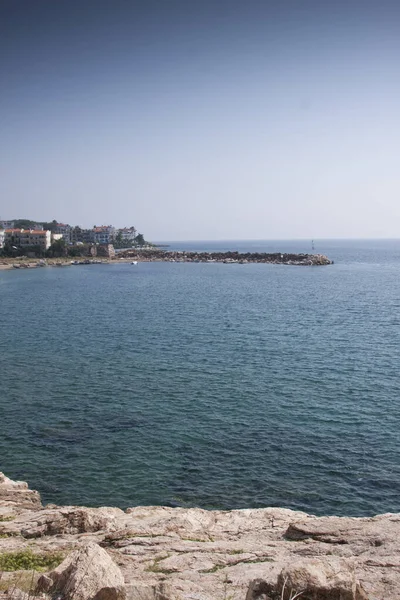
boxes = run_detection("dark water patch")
[103,416,148,432]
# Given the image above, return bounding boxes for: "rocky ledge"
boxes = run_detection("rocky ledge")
[1,473,398,600]
[118,249,333,266]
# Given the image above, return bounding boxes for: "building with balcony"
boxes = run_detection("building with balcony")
[55,223,72,243]
[93,226,116,244]
[117,227,136,242]
[4,229,52,251]
[71,227,95,244]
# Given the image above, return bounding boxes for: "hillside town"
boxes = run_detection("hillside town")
[0,219,148,257]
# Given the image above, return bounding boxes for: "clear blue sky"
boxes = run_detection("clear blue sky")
[1,0,399,239]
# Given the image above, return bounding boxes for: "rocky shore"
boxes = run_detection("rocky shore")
[118,250,333,266]
[1,472,399,599]
[0,251,333,270]
[0,259,109,270]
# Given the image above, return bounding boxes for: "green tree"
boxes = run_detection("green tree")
[46,238,67,257]
[13,219,39,229]
[1,242,19,257]
[135,233,145,246]
[41,219,58,232]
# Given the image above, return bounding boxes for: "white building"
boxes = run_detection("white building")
[5,229,52,251]
[118,227,136,242]
[71,227,95,244]
[0,230,4,249]
[51,233,64,242]
[93,226,116,244]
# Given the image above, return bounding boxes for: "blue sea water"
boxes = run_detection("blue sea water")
[1,239,400,516]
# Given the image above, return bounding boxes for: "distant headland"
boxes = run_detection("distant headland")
[0,218,332,267]
[0,218,152,259]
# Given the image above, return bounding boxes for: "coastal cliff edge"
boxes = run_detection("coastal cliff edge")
[0,472,397,599]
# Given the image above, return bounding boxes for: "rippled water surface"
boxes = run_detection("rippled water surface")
[1,239,400,516]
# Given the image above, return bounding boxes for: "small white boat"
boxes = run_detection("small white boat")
[131,261,138,265]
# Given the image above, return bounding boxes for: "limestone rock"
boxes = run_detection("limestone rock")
[36,542,125,600]
[19,506,124,538]
[247,558,369,600]
[1,473,399,600]
[0,472,41,508]
[277,558,368,600]
[285,514,400,546]
[246,579,275,600]
[124,583,172,600]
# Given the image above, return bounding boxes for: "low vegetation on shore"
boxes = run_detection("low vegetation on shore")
[0,550,63,572]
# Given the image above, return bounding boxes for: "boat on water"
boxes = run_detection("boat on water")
[131,261,138,265]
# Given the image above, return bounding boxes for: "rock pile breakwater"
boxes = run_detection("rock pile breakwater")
[118,249,333,265]
[1,472,398,599]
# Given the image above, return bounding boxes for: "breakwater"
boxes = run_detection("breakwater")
[119,249,333,265]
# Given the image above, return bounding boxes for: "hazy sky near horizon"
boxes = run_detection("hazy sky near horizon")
[1,0,400,240]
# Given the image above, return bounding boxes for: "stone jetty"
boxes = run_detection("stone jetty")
[118,249,332,265]
[2,472,400,599]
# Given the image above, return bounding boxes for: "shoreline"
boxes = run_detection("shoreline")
[0,472,397,599]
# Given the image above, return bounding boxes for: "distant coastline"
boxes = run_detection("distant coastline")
[0,249,333,270]
[119,248,333,265]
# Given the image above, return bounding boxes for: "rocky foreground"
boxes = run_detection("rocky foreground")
[1,473,399,600]
[118,249,333,266]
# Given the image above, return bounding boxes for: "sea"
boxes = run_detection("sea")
[1,238,400,517]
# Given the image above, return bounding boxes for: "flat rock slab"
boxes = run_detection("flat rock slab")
[1,473,399,599]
